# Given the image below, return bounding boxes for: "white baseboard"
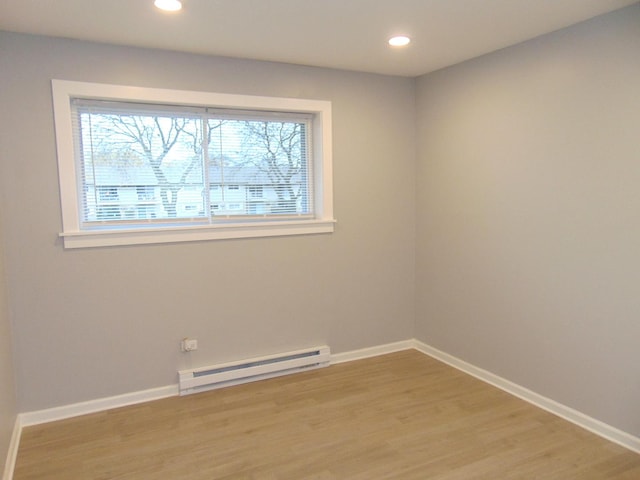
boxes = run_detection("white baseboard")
[2,416,21,480]
[330,340,414,364]
[20,384,178,427]
[18,341,415,427]
[14,339,640,460]
[412,339,640,454]
[6,343,415,479]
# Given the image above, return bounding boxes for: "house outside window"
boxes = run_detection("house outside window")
[248,186,263,198]
[52,80,335,248]
[133,186,157,219]
[137,186,155,201]
[96,186,120,220]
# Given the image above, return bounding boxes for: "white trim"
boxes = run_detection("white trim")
[330,340,414,364]
[51,79,335,248]
[19,385,178,427]
[60,219,336,249]
[2,417,21,480]
[412,340,640,454]
[17,342,416,427]
[14,340,640,457]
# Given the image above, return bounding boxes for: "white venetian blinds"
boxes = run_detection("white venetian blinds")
[71,99,313,228]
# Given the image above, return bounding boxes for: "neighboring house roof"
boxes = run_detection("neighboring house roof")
[87,157,304,186]
[88,163,159,186]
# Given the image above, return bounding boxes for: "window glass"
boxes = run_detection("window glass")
[75,103,312,226]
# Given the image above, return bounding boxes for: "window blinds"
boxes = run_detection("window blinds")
[71,99,313,228]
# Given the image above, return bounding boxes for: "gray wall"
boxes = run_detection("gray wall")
[416,4,640,437]
[0,216,16,480]
[0,32,416,412]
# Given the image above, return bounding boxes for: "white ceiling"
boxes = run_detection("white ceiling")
[0,0,637,77]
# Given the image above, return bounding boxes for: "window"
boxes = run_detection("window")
[136,186,155,201]
[95,186,121,220]
[248,186,263,198]
[52,80,334,248]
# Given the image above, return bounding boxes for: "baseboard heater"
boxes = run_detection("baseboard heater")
[178,345,331,395]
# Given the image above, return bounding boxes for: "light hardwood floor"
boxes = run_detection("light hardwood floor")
[14,350,640,479]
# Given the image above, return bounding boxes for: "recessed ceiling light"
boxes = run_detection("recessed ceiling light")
[154,0,182,12]
[388,35,411,47]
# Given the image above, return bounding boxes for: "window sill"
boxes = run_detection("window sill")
[59,219,336,249]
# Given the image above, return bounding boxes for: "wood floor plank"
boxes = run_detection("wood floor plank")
[13,350,640,479]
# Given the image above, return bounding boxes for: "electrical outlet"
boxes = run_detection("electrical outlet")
[181,338,198,352]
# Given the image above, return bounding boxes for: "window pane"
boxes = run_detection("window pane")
[207,118,312,217]
[77,108,206,224]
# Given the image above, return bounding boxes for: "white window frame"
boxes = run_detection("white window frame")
[51,80,335,248]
